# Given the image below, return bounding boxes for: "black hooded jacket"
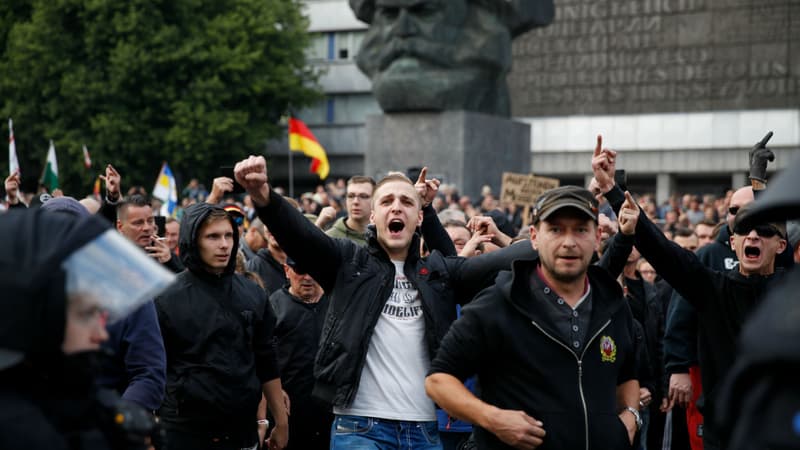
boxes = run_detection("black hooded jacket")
[154,203,278,438]
[430,258,637,450]
[0,210,143,450]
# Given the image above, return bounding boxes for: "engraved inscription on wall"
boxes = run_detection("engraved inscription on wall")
[508,0,800,116]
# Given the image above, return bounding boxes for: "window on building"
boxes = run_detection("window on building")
[306,31,366,62]
[298,94,380,125]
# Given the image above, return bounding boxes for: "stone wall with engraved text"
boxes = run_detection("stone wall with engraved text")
[508,0,800,116]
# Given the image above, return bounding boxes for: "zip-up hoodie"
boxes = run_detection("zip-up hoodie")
[430,258,637,450]
[155,203,278,439]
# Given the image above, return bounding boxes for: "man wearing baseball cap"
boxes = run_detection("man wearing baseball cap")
[427,185,641,450]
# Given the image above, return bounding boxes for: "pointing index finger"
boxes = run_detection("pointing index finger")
[594,135,603,157]
[417,167,428,184]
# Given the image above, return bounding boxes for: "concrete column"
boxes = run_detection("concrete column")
[731,172,748,190]
[655,173,675,205]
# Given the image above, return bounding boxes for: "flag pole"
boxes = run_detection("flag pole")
[288,135,294,199]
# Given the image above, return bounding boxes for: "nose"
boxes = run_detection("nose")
[392,8,418,38]
[746,230,761,241]
[222,236,232,249]
[561,231,578,247]
[92,317,109,344]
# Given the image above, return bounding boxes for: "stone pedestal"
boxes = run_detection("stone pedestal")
[364,111,531,199]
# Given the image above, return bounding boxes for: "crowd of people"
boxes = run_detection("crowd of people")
[1,135,798,450]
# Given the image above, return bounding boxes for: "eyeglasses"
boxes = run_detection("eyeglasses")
[346,193,371,200]
[734,224,782,238]
[728,206,740,216]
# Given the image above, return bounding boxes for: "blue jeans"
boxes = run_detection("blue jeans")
[330,415,442,450]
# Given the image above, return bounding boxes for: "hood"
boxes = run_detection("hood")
[0,209,109,369]
[179,202,239,276]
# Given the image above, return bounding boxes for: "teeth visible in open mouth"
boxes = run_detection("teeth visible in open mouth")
[744,246,760,257]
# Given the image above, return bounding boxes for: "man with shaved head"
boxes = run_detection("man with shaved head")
[595,146,790,450]
[235,156,531,449]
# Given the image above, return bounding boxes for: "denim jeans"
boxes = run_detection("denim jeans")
[330,415,442,450]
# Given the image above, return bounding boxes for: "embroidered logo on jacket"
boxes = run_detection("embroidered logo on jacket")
[600,336,617,363]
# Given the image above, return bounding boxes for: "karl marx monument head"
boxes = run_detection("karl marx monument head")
[349,0,554,117]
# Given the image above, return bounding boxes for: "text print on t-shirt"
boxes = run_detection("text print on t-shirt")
[382,269,422,320]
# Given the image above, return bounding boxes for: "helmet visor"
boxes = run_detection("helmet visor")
[62,230,176,323]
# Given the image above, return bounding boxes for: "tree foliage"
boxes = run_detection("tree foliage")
[0,0,320,195]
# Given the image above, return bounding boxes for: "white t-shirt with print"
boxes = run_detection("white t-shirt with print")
[334,260,435,421]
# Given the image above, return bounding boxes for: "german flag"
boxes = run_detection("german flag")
[288,118,329,180]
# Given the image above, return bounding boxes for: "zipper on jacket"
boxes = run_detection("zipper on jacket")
[343,273,393,407]
[531,319,611,450]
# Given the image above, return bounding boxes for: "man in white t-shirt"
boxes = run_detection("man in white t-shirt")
[235,157,531,449]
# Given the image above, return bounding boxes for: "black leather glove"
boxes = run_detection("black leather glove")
[748,132,774,183]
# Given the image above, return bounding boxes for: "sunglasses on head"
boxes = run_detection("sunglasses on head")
[734,224,781,238]
[232,216,244,226]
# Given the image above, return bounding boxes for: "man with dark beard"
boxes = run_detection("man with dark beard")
[349,0,554,116]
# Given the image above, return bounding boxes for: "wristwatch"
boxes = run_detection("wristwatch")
[624,406,642,431]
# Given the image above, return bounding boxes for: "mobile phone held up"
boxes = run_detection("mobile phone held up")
[155,215,167,238]
[220,166,246,194]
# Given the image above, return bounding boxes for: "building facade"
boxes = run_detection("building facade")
[266,0,800,202]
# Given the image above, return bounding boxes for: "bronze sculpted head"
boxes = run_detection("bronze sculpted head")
[350,0,554,116]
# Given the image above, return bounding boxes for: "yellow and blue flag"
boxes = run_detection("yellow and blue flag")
[152,162,178,216]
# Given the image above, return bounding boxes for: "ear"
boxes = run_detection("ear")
[416,208,423,227]
[776,238,787,255]
[116,219,123,232]
[529,225,538,250]
[283,264,291,277]
[369,210,375,225]
[794,242,800,264]
[729,235,736,251]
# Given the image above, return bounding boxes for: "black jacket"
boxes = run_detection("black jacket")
[606,185,785,436]
[625,277,663,400]
[269,287,329,403]
[255,190,532,408]
[0,210,149,450]
[246,248,286,294]
[430,258,637,450]
[155,203,278,439]
[716,266,800,450]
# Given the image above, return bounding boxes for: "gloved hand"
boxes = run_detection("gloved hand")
[748,131,774,183]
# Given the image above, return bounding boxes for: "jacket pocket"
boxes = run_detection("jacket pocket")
[589,413,633,450]
[333,415,374,435]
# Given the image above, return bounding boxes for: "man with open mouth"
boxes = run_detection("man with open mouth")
[234,156,532,450]
[593,147,788,450]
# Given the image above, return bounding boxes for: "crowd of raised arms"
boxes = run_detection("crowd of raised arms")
[1,134,798,450]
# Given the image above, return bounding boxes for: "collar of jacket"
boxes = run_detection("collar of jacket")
[365,224,422,265]
[725,265,784,285]
[256,247,284,270]
[717,225,732,247]
[498,257,627,338]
